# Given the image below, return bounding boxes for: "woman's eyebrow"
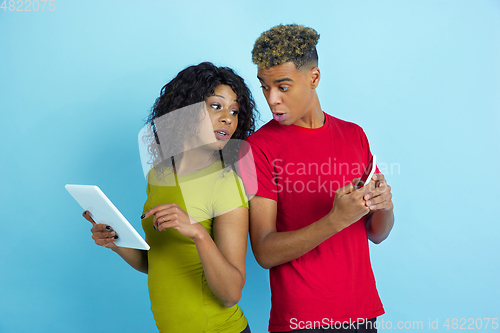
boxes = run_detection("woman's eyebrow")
[209,94,238,103]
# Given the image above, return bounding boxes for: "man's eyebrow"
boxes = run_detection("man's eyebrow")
[275,77,293,83]
[257,76,293,84]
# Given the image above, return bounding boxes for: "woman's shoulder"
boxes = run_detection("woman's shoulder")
[146,164,177,187]
[212,166,249,212]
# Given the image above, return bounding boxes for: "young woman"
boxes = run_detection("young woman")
[83,62,257,332]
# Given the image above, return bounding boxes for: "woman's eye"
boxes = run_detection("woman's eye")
[230,110,239,116]
[210,103,222,110]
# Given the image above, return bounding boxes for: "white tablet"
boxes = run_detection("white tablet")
[65,184,150,250]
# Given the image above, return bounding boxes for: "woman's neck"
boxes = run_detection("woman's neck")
[174,148,218,175]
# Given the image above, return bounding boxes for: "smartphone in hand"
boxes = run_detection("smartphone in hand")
[358,155,376,188]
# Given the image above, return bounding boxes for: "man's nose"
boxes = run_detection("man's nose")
[267,89,281,106]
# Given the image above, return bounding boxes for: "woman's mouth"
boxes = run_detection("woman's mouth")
[214,129,230,140]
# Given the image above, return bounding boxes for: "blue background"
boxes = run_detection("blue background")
[1,1,499,332]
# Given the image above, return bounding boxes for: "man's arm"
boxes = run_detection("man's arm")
[363,173,394,244]
[366,209,394,244]
[249,183,373,269]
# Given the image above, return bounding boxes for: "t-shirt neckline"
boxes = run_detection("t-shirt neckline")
[278,111,330,134]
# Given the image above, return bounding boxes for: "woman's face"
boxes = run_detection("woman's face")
[197,84,239,150]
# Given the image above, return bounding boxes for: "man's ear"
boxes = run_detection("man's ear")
[310,67,320,89]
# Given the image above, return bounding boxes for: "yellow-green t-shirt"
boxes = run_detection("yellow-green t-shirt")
[142,161,248,333]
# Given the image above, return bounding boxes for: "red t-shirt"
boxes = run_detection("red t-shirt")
[239,113,384,332]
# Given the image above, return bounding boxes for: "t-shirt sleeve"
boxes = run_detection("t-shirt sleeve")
[359,127,380,174]
[237,139,278,202]
[213,170,249,217]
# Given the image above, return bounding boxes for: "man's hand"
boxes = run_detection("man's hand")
[356,173,393,212]
[354,173,394,244]
[327,182,372,233]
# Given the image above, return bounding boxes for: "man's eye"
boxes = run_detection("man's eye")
[279,86,288,92]
[260,85,268,90]
[210,103,222,110]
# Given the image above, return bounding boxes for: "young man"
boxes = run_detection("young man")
[241,24,394,332]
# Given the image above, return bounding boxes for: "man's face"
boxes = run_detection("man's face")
[257,62,317,127]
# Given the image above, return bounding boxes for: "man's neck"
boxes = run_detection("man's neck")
[296,94,324,129]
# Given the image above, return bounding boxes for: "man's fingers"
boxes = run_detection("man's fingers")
[374,173,388,190]
[364,178,389,199]
[352,177,363,188]
[365,186,393,211]
[368,200,394,211]
[369,183,391,199]
[365,194,387,208]
[336,183,355,198]
[356,181,376,198]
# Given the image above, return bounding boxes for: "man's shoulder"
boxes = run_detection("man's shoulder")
[245,119,285,144]
[327,113,365,134]
[243,114,367,149]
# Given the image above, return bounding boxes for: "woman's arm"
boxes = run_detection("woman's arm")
[83,211,149,274]
[194,207,248,307]
[143,204,248,307]
[111,247,148,274]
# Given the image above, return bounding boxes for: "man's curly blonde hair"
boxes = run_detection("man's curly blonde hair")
[252,24,320,69]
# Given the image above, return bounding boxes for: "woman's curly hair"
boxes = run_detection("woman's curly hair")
[252,24,320,69]
[143,62,258,176]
